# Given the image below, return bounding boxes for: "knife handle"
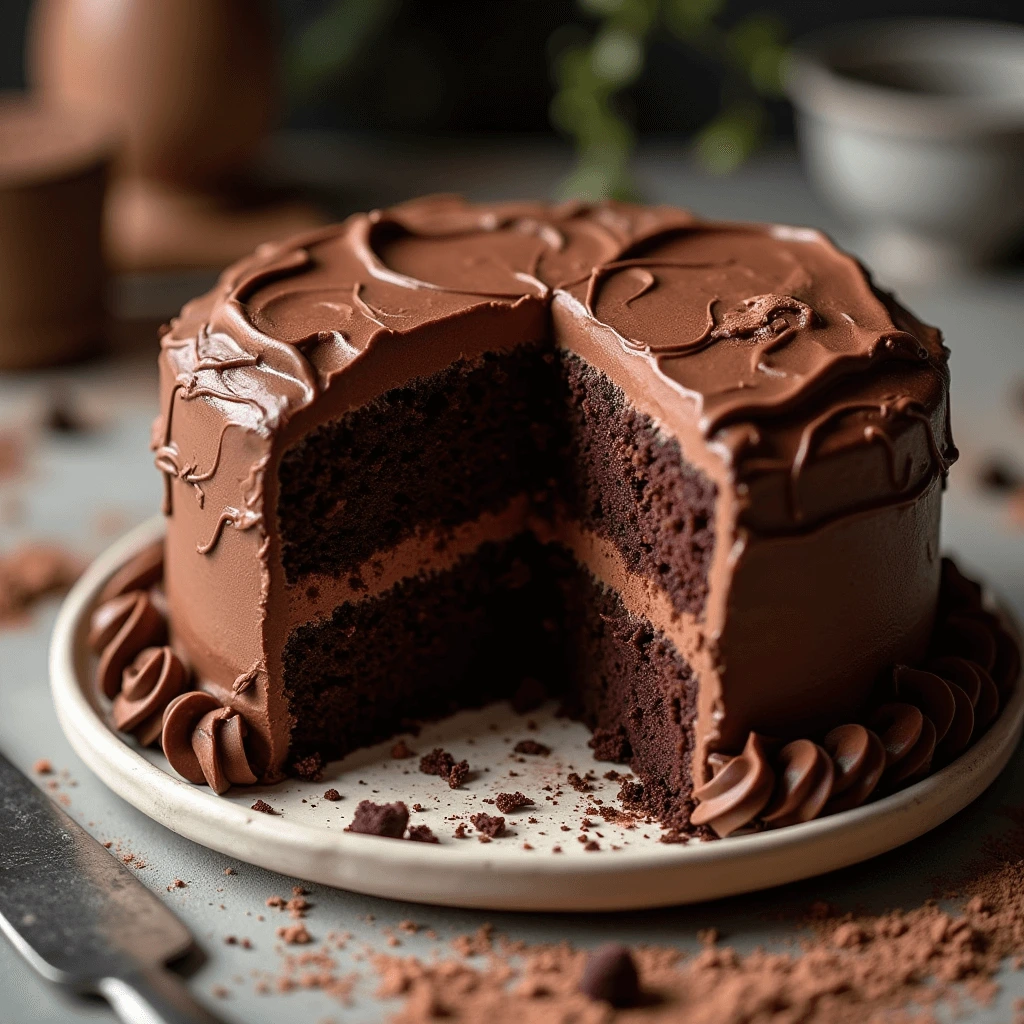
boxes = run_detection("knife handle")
[99,966,226,1024]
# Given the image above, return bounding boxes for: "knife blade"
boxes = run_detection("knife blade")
[0,750,224,1024]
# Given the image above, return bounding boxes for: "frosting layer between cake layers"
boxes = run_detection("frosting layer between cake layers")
[154,196,955,807]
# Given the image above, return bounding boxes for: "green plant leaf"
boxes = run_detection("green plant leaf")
[286,0,400,101]
[693,103,765,174]
[664,0,727,39]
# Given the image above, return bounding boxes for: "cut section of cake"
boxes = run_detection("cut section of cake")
[147,196,964,835]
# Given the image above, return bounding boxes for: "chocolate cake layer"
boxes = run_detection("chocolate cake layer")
[277,343,558,583]
[560,564,699,835]
[557,351,716,618]
[283,534,564,767]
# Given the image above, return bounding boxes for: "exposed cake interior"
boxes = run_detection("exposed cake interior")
[277,344,715,830]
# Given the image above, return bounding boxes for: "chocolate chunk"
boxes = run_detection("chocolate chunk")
[346,800,409,838]
[495,791,532,813]
[407,824,439,843]
[470,813,506,838]
[513,739,550,756]
[579,943,640,1006]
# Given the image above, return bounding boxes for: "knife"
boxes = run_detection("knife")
[0,750,224,1024]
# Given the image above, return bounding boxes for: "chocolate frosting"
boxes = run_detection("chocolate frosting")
[822,724,885,813]
[154,196,958,786]
[762,739,835,828]
[691,733,775,837]
[692,572,1018,833]
[88,590,166,699]
[155,196,953,544]
[161,690,257,794]
[111,645,186,745]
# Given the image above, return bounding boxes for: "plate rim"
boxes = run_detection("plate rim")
[48,516,1024,911]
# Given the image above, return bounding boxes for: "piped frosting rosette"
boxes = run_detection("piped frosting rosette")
[89,541,258,794]
[693,558,1019,838]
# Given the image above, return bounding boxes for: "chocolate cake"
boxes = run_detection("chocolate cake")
[90,196,1021,837]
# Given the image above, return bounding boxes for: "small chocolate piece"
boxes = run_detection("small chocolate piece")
[251,799,276,814]
[322,788,342,801]
[494,791,532,814]
[43,391,89,434]
[391,739,416,759]
[513,739,550,756]
[347,800,409,838]
[407,824,439,843]
[579,943,641,1007]
[470,813,506,838]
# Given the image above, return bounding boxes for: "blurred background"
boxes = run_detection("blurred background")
[2,6,1024,1021]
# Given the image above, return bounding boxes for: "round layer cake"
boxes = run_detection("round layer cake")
[91,196,1021,837]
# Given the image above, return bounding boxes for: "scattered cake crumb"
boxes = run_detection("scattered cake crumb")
[251,799,277,815]
[276,923,312,945]
[322,788,342,801]
[512,739,550,756]
[391,739,416,759]
[32,758,53,775]
[346,800,409,838]
[291,753,323,781]
[495,791,533,814]
[407,824,439,843]
[470,813,506,838]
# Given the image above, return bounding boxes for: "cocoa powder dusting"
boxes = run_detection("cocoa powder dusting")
[0,543,83,625]
[372,814,1024,1023]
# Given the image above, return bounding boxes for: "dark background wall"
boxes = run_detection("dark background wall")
[4,0,1024,138]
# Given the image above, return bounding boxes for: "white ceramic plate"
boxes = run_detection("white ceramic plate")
[49,517,1024,911]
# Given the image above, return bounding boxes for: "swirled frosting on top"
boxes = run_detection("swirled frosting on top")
[154,195,953,544]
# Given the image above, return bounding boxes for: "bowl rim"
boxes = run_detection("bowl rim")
[786,17,1024,137]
